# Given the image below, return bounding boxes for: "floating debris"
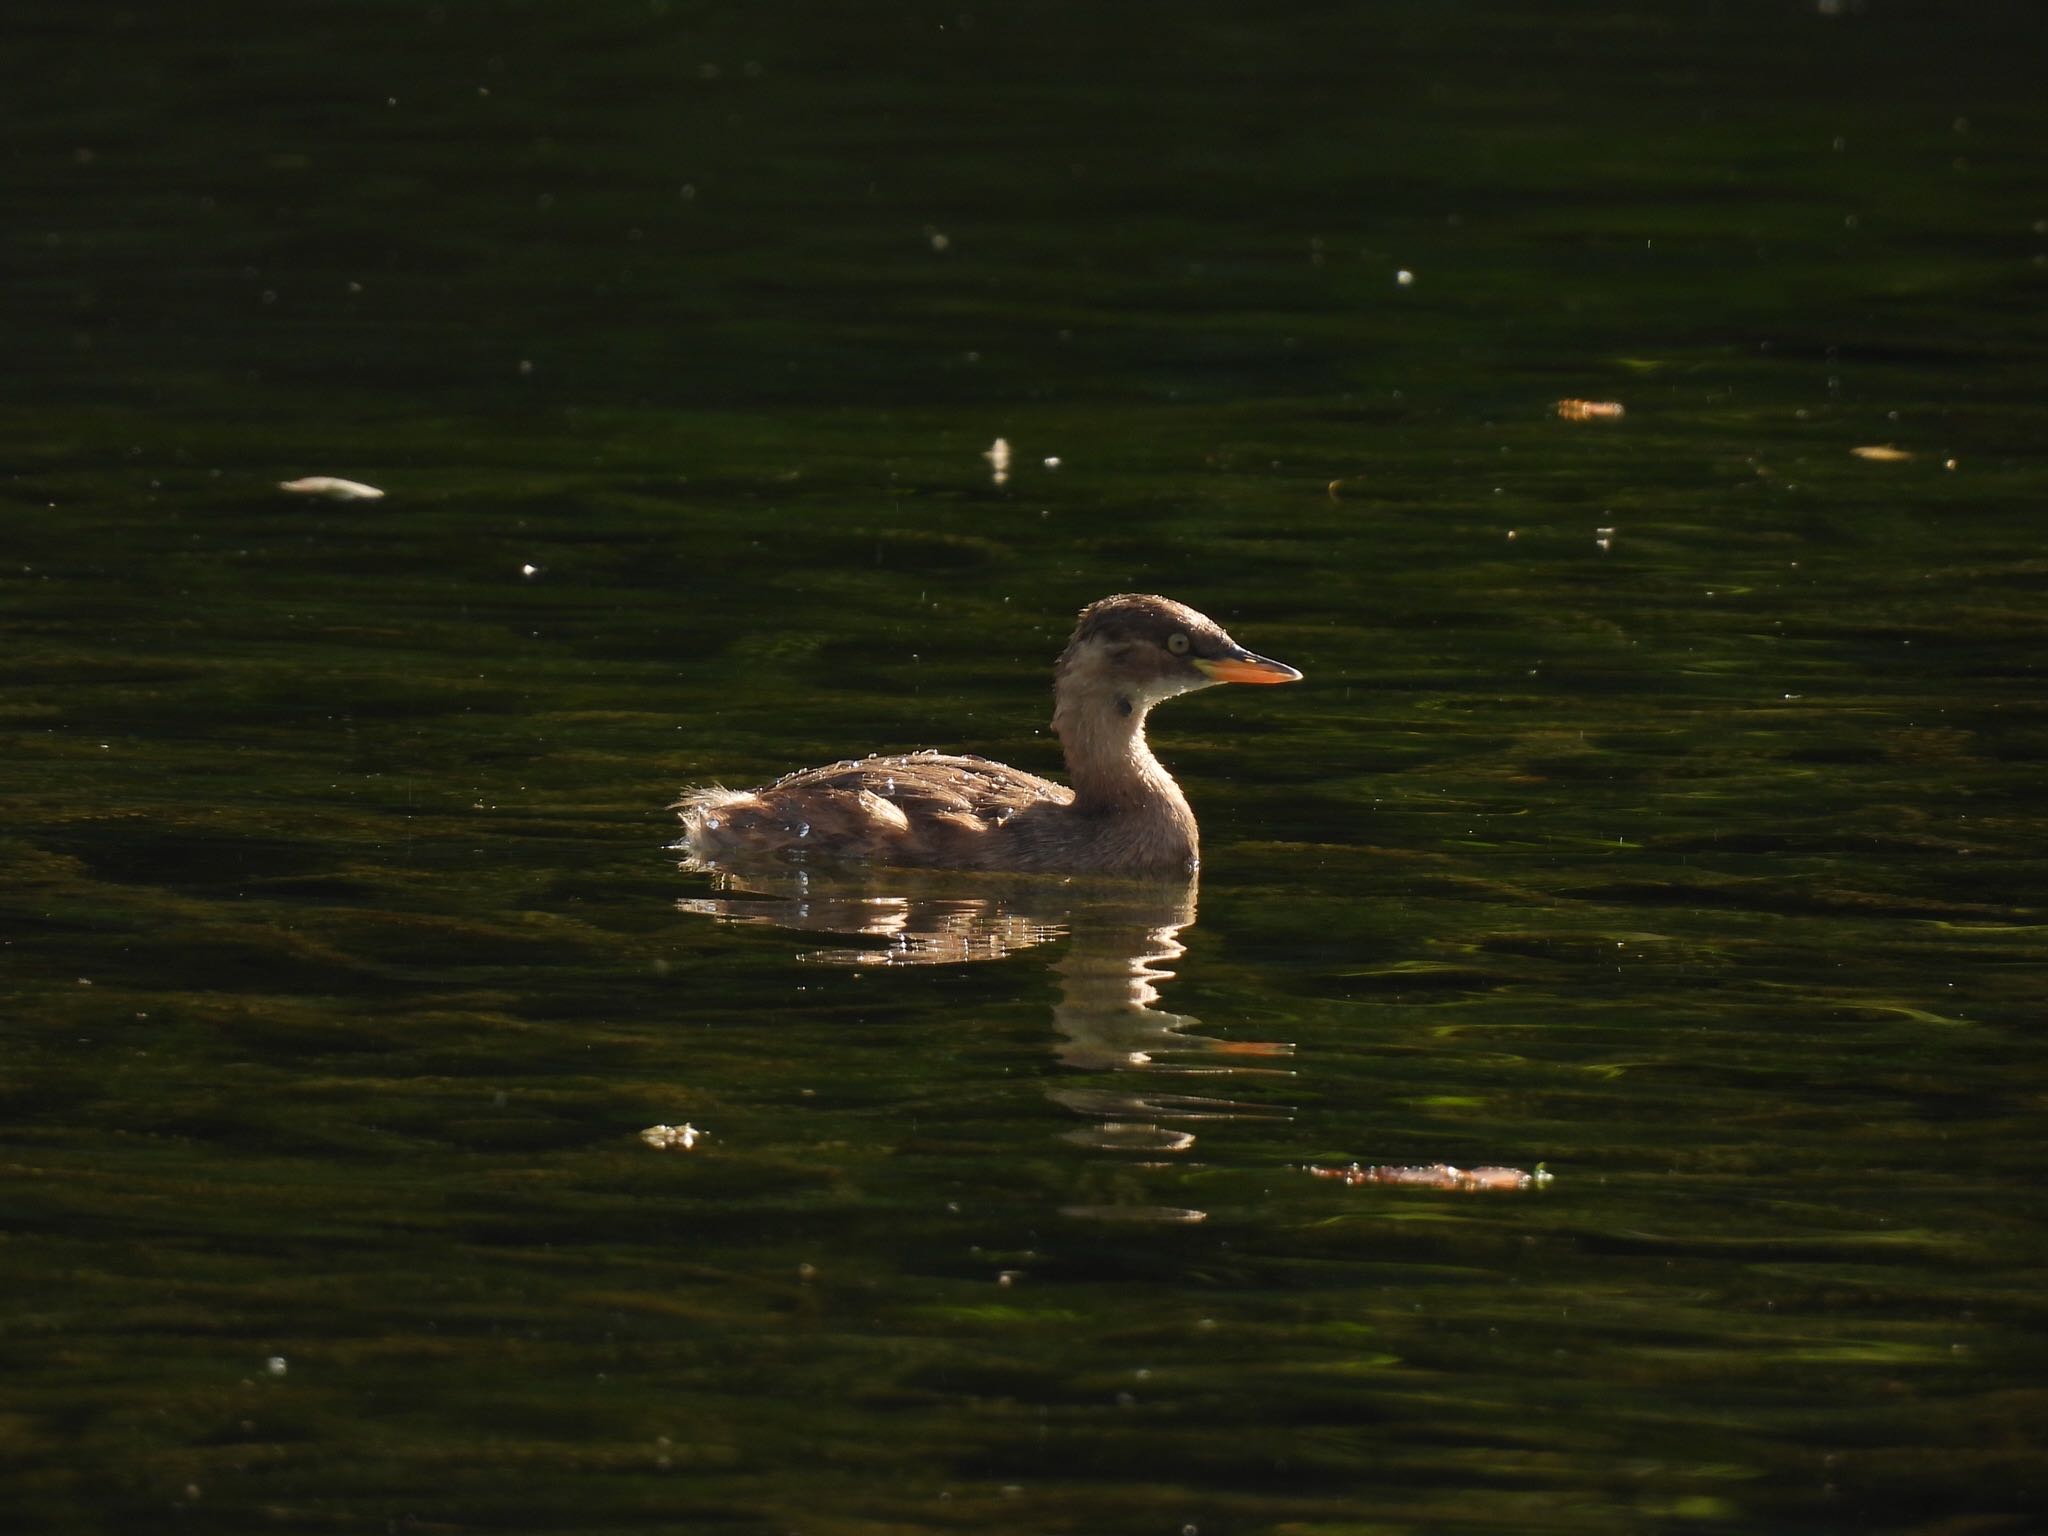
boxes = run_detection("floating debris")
[279,476,385,501]
[639,1123,704,1150]
[1595,524,1615,552]
[1395,269,1415,286]
[1042,456,1061,469]
[983,437,1011,486]
[1556,399,1626,422]
[1850,444,1914,462]
[1308,1162,1553,1191]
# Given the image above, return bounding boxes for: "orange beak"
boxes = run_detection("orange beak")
[1194,650,1303,685]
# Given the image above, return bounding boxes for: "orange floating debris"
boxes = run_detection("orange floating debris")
[1850,445,1914,462]
[1556,399,1625,422]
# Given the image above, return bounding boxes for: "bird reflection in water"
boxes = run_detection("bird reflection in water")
[677,861,1290,1224]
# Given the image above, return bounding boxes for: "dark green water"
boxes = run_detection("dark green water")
[5,2,2047,1531]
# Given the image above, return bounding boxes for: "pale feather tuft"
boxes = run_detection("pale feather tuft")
[674,786,761,855]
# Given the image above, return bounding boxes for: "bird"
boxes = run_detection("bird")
[675,593,1301,875]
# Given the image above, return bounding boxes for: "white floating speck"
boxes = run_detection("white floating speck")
[265,1356,288,1376]
[639,1123,704,1150]
[520,563,539,578]
[1395,269,1414,286]
[984,437,1011,471]
[1042,456,1061,469]
[279,476,384,501]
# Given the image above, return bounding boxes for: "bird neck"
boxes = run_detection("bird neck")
[1052,682,1188,818]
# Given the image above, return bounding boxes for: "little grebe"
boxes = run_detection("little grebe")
[676,593,1301,875]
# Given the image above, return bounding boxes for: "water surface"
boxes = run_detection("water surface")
[4,2,2047,1532]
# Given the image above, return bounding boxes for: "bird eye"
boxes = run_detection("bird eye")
[1166,632,1190,655]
